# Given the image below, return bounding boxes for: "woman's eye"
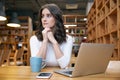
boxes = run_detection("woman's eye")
[41,15,44,18]
[47,14,52,17]
[41,14,52,18]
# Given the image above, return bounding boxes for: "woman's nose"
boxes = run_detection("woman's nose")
[42,16,47,21]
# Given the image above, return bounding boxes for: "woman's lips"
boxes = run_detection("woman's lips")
[43,23,48,25]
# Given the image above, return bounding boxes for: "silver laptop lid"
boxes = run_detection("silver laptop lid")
[72,43,114,77]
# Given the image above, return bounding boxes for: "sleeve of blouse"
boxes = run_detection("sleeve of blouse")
[30,35,41,57]
[57,35,73,68]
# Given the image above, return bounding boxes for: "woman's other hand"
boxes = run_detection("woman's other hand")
[47,31,57,44]
[42,27,51,42]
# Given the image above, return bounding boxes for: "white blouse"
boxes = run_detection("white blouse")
[30,35,73,68]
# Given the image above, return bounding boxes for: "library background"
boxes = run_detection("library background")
[0,0,119,67]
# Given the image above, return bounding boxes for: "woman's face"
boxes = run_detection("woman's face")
[41,8,55,29]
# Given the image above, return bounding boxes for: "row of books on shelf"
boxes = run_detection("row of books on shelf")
[72,36,87,43]
[0,29,28,35]
[66,29,86,35]
[0,36,27,43]
[0,42,28,53]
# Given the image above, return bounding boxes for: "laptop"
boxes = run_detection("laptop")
[54,43,114,77]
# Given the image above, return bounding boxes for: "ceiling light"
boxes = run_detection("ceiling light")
[83,36,87,39]
[0,2,7,21]
[64,24,77,28]
[0,16,7,21]
[7,12,21,27]
[66,4,78,9]
[83,18,87,21]
[66,29,69,32]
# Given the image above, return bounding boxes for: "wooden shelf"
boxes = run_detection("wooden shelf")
[63,15,87,66]
[63,15,87,27]
[87,0,120,60]
[0,16,33,66]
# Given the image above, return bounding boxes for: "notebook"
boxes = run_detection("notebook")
[54,43,114,77]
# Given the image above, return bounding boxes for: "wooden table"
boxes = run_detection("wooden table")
[0,61,120,80]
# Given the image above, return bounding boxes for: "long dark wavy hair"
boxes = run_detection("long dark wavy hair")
[35,4,66,44]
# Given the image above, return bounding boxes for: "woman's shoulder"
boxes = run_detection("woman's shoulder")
[66,34,73,41]
[66,34,72,39]
[30,35,38,41]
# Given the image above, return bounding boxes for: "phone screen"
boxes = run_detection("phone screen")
[38,73,51,76]
[36,72,52,78]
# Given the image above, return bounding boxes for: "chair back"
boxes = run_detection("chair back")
[16,47,24,59]
[0,44,11,66]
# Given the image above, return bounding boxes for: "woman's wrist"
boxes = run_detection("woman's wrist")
[43,39,48,43]
[52,40,58,45]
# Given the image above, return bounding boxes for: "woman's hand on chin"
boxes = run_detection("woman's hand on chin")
[47,31,57,44]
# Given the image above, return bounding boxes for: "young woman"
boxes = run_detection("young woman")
[30,4,73,68]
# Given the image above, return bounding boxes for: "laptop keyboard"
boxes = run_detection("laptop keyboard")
[64,71,72,74]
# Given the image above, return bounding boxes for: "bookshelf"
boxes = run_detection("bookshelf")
[63,15,87,44]
[87,0,120,60]
[0,16,33,65]
[63,15,87,66]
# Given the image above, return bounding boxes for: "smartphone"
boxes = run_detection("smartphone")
[36,72,52,79]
